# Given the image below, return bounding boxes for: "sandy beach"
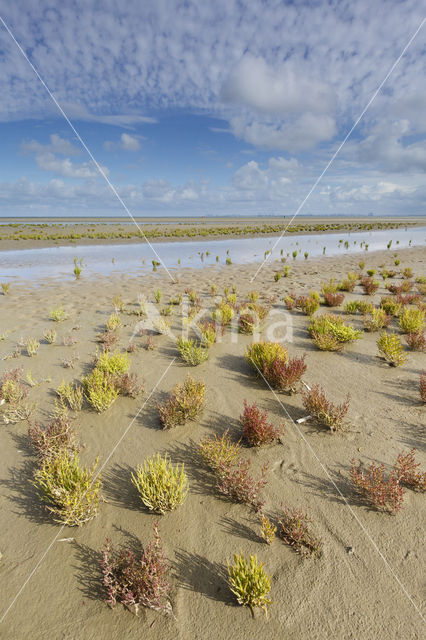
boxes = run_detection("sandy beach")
[0,244,425,640]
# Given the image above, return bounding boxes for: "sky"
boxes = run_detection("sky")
[0,0,425,219]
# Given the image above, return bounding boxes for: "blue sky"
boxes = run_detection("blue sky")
[0,0,425,218]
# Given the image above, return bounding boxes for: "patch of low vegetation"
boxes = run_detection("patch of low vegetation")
[28,413,79,460]
[176,337,209,365]
[377,332,406,366]
[49,305,69,322]
[101,523,171,614]
[227,553,272,617]
[33,451,101,525]
[350,459,404,514]
[308,314,362,351]
[158,375,205,429]
[301,384,350,432]
[240,401,281,446]
[278,506,322,557]
[131,453,188,513]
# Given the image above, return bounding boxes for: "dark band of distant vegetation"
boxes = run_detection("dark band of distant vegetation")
[0,218,420,249]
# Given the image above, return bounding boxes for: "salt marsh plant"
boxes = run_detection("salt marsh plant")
[245,341,288,374]
[83,369,120,413]
[112,294,125,312]
[350,459,404,514]
[309,314,362,351]
[301,384,350,432]
[394,449,426,492]
[154,289,162,303]
[57,380,84,411]
[176,338,209,366]
[278,506,322,557]
[33,451,101,525]
[380,296,402,317]
[227,553,272,616]
[377,332,406,366]
[198,431,241,471]
[262,354,307,394]
[95,350,130,375]
[212,302,234,326]
[274,272,281,282]
[216,458,268,511]
[153,318,171,335]
[420,371,426,403]
[360,277,379,296]
[49,305,68,322]
[240,401,281,447]
[26,338,40,357]
[197,320,217,346]
[402,267,413,279]
[106,313,122,331]
[28,414,78,460]
[43,329,57,344]
[323,292,345,307]
[101,524,170,613]
[363,308,391,332]
[405,331,426,351]
[247,302,270,321]
[259,514,276,545]
[1,282,10,294]
[116,373,144,398]
[248,290,260,302]
[226,256,232,265]
[131,453,188,513]
[398,308,425,334]
[158,375,205,429]
[238,310,260,335]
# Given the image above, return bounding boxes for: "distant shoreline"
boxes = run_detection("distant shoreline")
[0,216,421,251]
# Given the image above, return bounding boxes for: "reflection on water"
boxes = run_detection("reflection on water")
[0,226,424,283]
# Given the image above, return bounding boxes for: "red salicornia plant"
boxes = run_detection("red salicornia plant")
[240,401,281,446]
[405,331,426,352]
[301,384,350,432]
[394,449,426,492]
[350,459,404,514]
[101,523,171,614]
[28,414,79,460]
[278,506,322,557]
[216,459,268,512]
[263,354,307,393]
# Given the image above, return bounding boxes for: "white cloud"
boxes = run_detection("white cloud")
[104,133,142,151]
[222,55,334,116]
[21,133,80,156]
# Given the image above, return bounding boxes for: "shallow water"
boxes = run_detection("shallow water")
[0,226,424,283]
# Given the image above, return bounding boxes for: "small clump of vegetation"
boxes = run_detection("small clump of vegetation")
[49,305,69,322]
[398,308,425,334]
[262,354,307,393]
[57,380,84,411]
[33,451,101,525]
[43,329,57,344]
[405,331,425,352]
[101,523,171,614]
[350,459,404,514]
[82,368,120,413]
[28,413,79,460]
[198,431,241,471]
[106,313,122,331]
[26,338,40,357]
[278,506,322,557]
[301,384,350,432]
[240,401,281,446]
[380,296,402,317]
[157,375,205,429]
[227,553,272,617]
[131,453,188,513]
[1,282,11,295]
[363,308,391,332]
[377,332,406,366]
[259,514,276,545]
[176,337,209,366]
[360,277,379,296]
[245,341,288,374]
[308,314,362,351]
[394,449,426,492]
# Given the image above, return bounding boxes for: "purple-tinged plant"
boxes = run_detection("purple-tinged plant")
[263,354,307,393]
[420,371,426,403]
[301,384,350,432]
[405,331,426,352]
[278,506,322,557]
[101,523,171,614]
[216,459,268,512]
[350,459,404,514]
[240,401,281,446]
[394,449,426,492]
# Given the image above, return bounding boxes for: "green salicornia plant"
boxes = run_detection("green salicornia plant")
[227,553,272,616]
[131,453,188,513]
[33,451,101,525]
[377,332,406,366]
[49,305,69,322]
[176,338,209,365]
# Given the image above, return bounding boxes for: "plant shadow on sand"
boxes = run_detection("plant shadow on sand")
[293,462,376,511]
[172,549,231,605]
[102,462,143,512]
[216,353,261,389]
[0,458,53,525]
[219,514,261,544]
[164,439,217,498]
